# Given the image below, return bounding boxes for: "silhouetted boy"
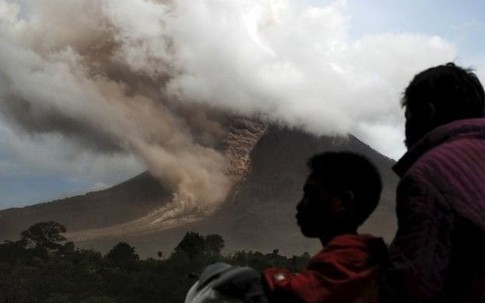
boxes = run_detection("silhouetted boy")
[263,151,387,303]
[186,151,387,303]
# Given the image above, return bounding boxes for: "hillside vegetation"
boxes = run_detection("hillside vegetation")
[0,221,310,303]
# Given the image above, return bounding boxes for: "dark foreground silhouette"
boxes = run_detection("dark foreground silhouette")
[384,62,485,302]
[186,152,389,303]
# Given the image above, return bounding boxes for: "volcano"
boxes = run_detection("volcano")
[0,121,398,258]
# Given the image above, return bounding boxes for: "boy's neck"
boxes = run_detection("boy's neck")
[319,227,358,246]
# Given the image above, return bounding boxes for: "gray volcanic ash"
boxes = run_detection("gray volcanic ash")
[65,117,268,242]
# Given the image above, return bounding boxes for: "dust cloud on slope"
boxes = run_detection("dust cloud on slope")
[0,0,455,222]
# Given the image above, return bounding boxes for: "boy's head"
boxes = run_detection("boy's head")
[296,152,382,242]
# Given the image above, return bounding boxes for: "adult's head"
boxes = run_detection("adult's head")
[403,62,485,148]
[296,151,382,244]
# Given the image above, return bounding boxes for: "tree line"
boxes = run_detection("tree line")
[0,221,310,303]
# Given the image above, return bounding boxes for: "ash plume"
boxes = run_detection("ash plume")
[0,0,457,218]
[0,0,232,219]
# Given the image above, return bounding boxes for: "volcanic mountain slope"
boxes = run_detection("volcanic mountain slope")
[76,125,398,258]
[0,124,398,258]
[0,117,266,240]
[0,172,172,240]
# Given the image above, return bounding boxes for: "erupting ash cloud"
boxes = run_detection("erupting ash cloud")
[0,0,456,217]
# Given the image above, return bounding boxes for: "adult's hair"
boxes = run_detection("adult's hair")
[308,151,382,227]
[403,62,485,123]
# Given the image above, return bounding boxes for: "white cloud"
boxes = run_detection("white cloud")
[0,0,461,209]
[161,1,456,158]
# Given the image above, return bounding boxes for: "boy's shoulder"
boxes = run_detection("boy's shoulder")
[263,234,386,302]
[310,234,387,270]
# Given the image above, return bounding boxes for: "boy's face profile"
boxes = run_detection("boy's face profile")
[296,175,342,238]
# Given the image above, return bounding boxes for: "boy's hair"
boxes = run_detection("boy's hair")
[403,62,485,123]
[308,151,382,226]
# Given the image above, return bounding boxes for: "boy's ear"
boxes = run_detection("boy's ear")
[335,190,355,211]
[342,190,355,203]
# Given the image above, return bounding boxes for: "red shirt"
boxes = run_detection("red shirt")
[263,234,386,303]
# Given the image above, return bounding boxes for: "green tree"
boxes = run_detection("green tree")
[44,293,73,303]
[205,234,225,256]
[105,242,139,264]
[174,232,206,260]
[20,221,66,252]
[0,240,27,264]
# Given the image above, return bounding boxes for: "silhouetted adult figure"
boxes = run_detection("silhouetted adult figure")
[384,63,485,303]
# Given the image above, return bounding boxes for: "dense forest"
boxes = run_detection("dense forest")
[0,221,311,303]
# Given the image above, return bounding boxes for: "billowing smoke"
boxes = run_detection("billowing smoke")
[0,0,232,217]
[0,0,456,217]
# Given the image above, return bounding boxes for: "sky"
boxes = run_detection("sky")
[1,0,485,210]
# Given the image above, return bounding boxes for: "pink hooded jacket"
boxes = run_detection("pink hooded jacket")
[387,118,485,303]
